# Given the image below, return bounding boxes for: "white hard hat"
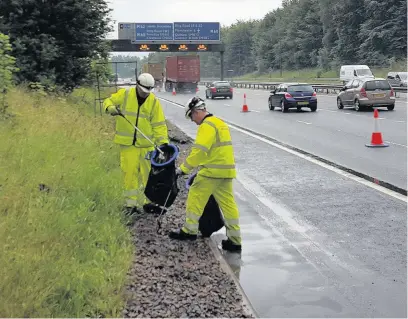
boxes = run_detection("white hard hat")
[137,73,155,93]
[185,96,206,119]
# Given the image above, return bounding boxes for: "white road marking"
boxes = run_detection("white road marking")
[224,104,231,106]
[395,120,406,123]
[160,98,407,202]
[320,109,338,113]
[251,110,260,113]
[296,120,312,125]
[344,112,351,114]
[384,141,408,148]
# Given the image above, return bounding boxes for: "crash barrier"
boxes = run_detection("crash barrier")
[185,173,225,238]
[145,144,180,208]
[198,81,408,97]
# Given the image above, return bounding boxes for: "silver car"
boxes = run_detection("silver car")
[337,78,396,111]
[387,72,407,87]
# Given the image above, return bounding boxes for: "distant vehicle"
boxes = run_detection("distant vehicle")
[165,56,200,93]
[337,78,395,111]
[205,81,233,99]
[387,72,407,87]
[268,83,317,112]
[340,65,374,84]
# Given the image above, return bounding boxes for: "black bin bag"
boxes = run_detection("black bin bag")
[144,144,180,208]
[185,173,225,237]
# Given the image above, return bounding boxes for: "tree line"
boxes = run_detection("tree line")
[144,0,407,78]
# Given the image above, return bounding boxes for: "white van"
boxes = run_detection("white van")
[340,65,374,84]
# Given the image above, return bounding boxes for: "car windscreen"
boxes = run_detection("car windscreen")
[398,73,407,80]
[364,80,391,91]
[287,85,314,92]
[356,69,373,76]
[215,82,231,87]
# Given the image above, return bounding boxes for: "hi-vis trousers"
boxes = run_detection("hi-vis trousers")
[120,145,154,209]
[182,174,242,245]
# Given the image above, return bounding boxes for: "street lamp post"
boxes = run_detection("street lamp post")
[227,69,234,83]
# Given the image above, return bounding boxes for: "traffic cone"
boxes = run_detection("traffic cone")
[172,87,176,96]
[241,93,249,113]
[365,109,389,148]
[196,86,199,94]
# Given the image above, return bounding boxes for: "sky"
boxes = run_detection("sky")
[107,0,282,56]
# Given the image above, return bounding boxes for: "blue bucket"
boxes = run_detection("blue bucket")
[150,143,179,167]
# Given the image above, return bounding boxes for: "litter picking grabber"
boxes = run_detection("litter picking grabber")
[156,183,175,233]
[117,109,165,159]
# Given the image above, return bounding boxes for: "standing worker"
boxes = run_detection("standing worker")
[103,73,169,216]
[169,97,242,252]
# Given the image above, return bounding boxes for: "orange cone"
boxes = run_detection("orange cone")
[241,93,249,113]
[172,87,176,96]
[366,109,389,148]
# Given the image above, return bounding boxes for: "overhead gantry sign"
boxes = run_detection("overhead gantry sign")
[107,22,226,80]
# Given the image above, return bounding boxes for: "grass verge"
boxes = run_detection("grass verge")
[0,86,133,317]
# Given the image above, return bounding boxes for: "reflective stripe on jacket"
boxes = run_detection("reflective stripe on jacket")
[103,88,169,147]
[181,114,236,178]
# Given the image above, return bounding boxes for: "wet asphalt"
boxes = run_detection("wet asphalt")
[156,90,407,318]
[167,86,407,191]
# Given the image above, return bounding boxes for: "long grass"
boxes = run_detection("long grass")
[0,86,133,317]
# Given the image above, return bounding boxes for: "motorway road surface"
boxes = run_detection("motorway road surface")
[153,89,407,318]
[158,86,407,191]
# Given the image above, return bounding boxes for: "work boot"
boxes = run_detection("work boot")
[222,239,242,252]
[169,229,197,241]
[143,203,167,215]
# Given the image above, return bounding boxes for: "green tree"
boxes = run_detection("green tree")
[0,0,112,91]
[358,0,407,65]
[331,0,366,64]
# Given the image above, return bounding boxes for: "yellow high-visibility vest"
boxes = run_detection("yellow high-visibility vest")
[181,115,236,178]
[103,88,168,147]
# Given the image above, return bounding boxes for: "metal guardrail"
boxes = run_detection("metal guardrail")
[102,80,407,96]
[198,80,408,95]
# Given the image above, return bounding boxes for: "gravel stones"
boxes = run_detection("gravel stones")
[123,122,253,318]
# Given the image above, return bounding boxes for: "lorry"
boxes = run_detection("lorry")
[339,65,374,85]
[164,55,200,93]
[142,63,164,87]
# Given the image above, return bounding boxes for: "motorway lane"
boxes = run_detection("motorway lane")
[158,100,407,317]
[157,88,407,190]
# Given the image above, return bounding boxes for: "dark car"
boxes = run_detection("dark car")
[268,83,317,112]
[205,81,233,99]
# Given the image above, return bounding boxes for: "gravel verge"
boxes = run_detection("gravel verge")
[122,121,254,318]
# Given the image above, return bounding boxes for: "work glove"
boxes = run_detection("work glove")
[175,167,185,176]
[106,105,121,116]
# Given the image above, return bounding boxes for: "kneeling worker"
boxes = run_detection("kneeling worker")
[170,97,242,252]
[103,73,169,215]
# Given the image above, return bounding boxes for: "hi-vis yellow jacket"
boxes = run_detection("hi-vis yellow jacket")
[181,114,236,178]
[103,88,169,147]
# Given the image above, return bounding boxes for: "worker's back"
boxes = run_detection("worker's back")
[197,115,236,179]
